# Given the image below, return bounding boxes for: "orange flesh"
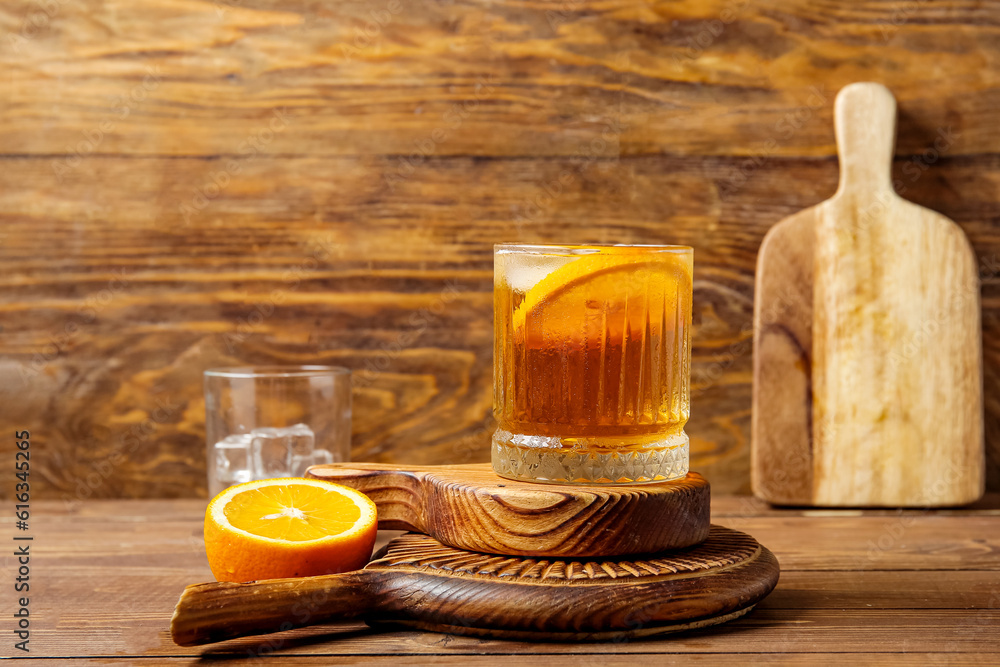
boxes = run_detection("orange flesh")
[223,484,362,542]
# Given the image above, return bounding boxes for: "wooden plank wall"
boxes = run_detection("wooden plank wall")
[1,0,998,498]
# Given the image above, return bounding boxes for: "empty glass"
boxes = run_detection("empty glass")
[204,366,351,497]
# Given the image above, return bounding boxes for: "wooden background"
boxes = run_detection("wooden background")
[1,0,998,499]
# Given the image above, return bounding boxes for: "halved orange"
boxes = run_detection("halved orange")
[204,478,378,582]
[512,249,692,337]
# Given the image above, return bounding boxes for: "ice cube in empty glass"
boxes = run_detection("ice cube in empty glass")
[204,366,351,496]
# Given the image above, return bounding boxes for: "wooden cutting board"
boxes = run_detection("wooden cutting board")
[752,82,984,507]
[171,525,779,646]
[305,463,710,557]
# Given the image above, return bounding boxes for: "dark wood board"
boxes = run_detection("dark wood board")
[305,462,710,557]
[170,526,779,646]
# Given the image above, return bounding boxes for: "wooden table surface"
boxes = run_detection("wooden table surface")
[4,496,999,665]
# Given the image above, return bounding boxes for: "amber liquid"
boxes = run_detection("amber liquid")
[494,253,692,455]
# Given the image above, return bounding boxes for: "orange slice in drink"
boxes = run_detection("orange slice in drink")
[512,249,692,338]
[204,478,377,582]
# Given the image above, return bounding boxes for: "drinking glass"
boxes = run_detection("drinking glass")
[493,244,693,484]
[204,366,351,496]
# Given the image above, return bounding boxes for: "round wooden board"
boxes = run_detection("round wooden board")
[172,525,779,646]
[364,525,779,641]
[307,462,711,557]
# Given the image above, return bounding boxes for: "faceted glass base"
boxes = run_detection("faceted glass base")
[491,431,689,485]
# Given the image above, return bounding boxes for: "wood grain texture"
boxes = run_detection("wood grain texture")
[814,83,983,505]
[16,658,999,667]
[753,83,985,507]
[304,462,710,557]
[2,0,1000,498]
[9,498,1000,663]
[171,526,778,646]
[751,206,816,504]
[2,0,1000,159]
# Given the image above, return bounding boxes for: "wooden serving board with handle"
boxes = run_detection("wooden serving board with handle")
[171,525,779,646]
[305,462,709,557]
[752,82,984,507]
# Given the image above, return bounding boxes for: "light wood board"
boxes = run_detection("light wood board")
[752,83,984,507]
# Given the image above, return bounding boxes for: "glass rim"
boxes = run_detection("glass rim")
[494,243,692,254]
[204,365,351,379]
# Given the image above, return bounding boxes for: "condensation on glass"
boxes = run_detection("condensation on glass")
[493,244,692,484]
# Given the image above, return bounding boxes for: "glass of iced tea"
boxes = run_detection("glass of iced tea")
[493,243,693,484]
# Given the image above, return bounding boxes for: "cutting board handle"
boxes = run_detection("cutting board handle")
[170,570,380,646]
[307,462,440,532]
[834,81,897,199]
